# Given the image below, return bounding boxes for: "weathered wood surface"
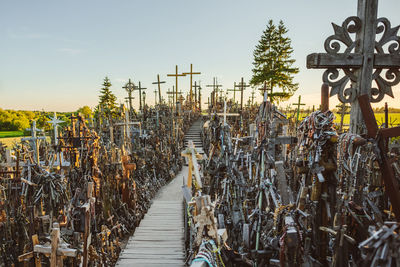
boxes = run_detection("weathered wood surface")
[117,168,186,267]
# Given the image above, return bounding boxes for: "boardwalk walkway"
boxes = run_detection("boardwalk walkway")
[117,119,204,267]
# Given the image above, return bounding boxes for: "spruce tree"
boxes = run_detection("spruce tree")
[98,76,117,117]
[250,20,299,103]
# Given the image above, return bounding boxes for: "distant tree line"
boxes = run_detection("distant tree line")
[0,106,93,132]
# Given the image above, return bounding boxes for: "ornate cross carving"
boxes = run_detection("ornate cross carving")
[307,0,400,133]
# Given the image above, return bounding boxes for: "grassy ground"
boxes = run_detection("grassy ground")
[0,131,25,138]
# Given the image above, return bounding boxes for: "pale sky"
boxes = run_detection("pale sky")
[1,0,399,111]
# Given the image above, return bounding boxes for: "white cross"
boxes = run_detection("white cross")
[47,112,64,145]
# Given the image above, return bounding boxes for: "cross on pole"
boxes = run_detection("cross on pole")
[183,64,201,109]
[136,81,147,112]
[206,77,222,108]
[307,0,400,134]
[152,74,166,105]
[292,95,306,125]
[235,77,250,111]
[193,81,201,109]
[123,79,136,114]
[167,65,186,114]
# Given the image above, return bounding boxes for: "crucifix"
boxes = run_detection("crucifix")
[336,102,350,133]
[21,121,45,166]
[136,81,147,112]
[183,64,201,109]
[227,82,240,104]
[152,74,166,105]
[206,77,222,108]
[307,0,400,134]
[167,65,186,113]
[292,95,305,125]
[193,81,201,109]
[123,79,135,115]
[235,77,250,111]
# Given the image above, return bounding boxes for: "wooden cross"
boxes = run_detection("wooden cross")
[123,78,136,114]
[336,102,350,133]
[193,81,201,109]
[227,82,240,104]
[307,0,400,134]
[153,89,158,105]
[136,81,147,112]
[235,77,250,111]
[167,65,186,113]
[358,94,400,220]
[206,77,222,107]
[183,64,201,109]
[166,87,175,108]
[258,81,273,102]
[152,74,165,105]
[251,89,256,105]
[292,95,305,125]
[22,121,45,165]
[198,83,202,111]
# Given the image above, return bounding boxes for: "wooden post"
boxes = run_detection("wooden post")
[50,223,60,267]
[321,83,329,112]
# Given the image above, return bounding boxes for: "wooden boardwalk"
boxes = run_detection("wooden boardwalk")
[117,167,186,267]
[117,119,204,267]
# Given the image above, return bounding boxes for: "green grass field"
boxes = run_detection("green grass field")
[0,131,25,138]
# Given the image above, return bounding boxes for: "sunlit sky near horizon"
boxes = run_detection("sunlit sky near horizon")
[1,0,400,112]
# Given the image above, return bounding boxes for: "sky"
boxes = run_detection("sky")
[1,0,400,112]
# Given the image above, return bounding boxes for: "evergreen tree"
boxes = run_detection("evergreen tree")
[98,77,117,117]
[250,20,299,103]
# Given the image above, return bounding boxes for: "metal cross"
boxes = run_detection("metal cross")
[307,0,400,134]
[152,74,166,105]
[123,79,136,114]
[183,64,201,109]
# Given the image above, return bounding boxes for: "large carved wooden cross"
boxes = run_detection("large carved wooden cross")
[307,0,400,134]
